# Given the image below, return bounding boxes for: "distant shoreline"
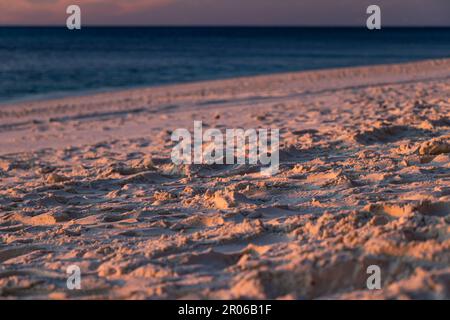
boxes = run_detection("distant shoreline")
[2,57,450,108]
[2,57,449,107]
[1,57,449,155]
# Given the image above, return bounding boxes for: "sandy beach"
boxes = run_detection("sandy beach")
[0,58,449,299]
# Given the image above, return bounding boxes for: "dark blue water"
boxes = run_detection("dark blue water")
[1,27,449,103]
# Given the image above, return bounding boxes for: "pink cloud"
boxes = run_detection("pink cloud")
[0,0,449,26]
[0,0,174,25]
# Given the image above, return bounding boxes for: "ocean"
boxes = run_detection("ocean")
[1,27,449,104]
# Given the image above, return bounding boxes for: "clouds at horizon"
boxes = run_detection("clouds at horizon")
[0,0,449,26]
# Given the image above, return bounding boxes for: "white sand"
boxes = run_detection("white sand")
[0,59,449,299]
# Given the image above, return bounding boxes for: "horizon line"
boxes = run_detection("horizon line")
[1,25,450,28]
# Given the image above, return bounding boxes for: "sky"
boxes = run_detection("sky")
[0,0,449,26]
